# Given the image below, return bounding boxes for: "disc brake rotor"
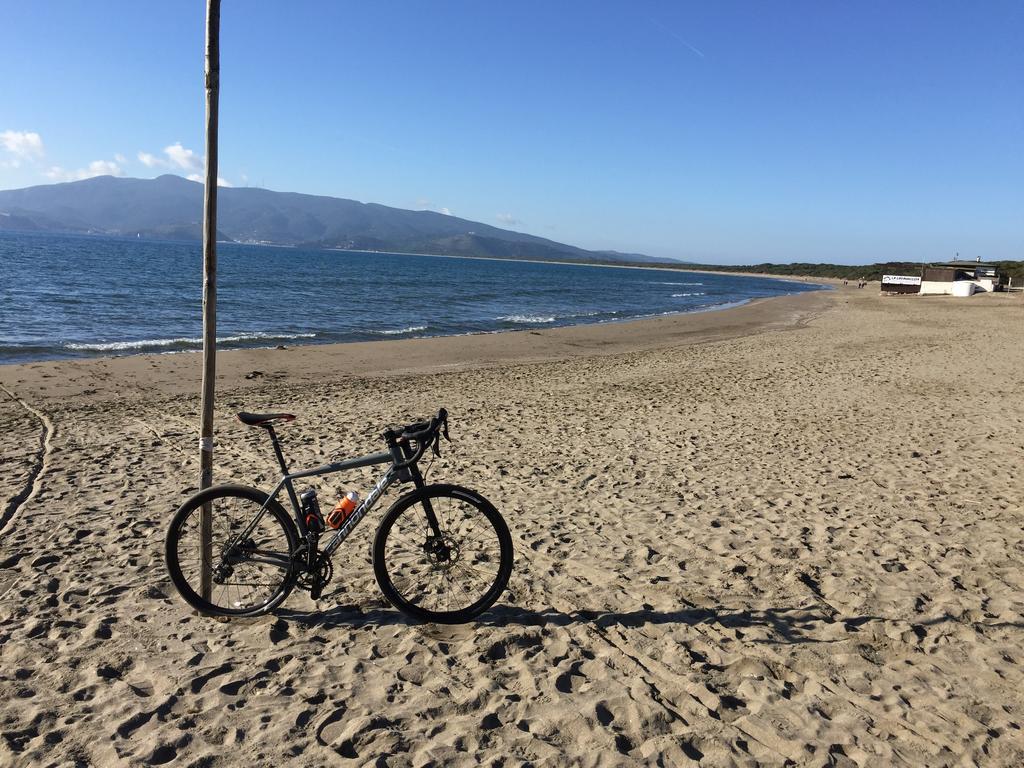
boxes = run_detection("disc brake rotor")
[425,534,461,570]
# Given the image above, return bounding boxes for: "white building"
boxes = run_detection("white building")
[918,262,1004,296]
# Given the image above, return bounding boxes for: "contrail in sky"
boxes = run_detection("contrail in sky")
[649,17,706,59]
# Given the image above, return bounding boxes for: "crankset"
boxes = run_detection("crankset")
[295,559,334,597]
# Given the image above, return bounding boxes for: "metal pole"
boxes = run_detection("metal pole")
[199,0,221,601]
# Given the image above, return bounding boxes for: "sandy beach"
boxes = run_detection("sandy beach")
[1,285,1023,766]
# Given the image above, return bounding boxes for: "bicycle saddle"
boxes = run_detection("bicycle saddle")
[236,411,296,427]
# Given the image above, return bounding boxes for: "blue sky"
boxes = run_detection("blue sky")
[1,1,1021,264]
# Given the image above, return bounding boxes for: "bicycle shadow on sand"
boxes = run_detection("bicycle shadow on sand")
[276,603,1024,644]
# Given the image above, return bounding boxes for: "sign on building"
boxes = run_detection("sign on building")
[881,275,921,294]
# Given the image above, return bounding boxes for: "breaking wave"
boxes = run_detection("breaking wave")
[497,315,556,324]
[372,325,429,335]
[64,332,316,352]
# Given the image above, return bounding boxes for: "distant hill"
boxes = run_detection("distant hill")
[0,175,678,265]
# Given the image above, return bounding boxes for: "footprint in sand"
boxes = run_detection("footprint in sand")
[188,662,233,694]
[555,660,586,693]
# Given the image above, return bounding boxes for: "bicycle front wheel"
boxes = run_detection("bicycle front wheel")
[373,484,513,624]
[165,484,299,617]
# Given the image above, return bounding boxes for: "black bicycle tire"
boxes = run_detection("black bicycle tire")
[372,484,513,624]
[165,484,299,617]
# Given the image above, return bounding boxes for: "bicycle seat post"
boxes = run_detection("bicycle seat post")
[264,424,304,526]
[264,424,290,476]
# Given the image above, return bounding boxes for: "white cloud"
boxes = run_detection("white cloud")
[140,142,229,185]
[1,130,134,180]
[88,159,123,176]
[164,142,203,171]
[186,172,232,187]
[496,213,522,227]
[1,130,45,168]
[1,130,45,161]
[138,143,202,170]
[415,198,453,215]
[45,157,125,182]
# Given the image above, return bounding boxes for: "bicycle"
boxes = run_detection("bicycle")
[164,408,513,624]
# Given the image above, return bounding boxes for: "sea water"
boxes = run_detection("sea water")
[0,231,824,364]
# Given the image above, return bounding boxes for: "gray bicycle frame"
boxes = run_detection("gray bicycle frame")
[229,423,434,570]
[279,450,400,560]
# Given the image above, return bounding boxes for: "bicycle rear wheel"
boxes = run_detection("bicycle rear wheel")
[165,484,299,617]
[373,484,513,624]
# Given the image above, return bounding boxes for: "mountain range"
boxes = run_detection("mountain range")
[0,175,674,265]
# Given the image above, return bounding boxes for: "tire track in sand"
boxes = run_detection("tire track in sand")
[0,383,54,537]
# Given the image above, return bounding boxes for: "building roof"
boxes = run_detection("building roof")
[930,262,999,269]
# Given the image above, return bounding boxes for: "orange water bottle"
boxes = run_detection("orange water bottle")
[327,491,360,529]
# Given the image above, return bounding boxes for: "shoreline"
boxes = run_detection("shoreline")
[0,289,835,404]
